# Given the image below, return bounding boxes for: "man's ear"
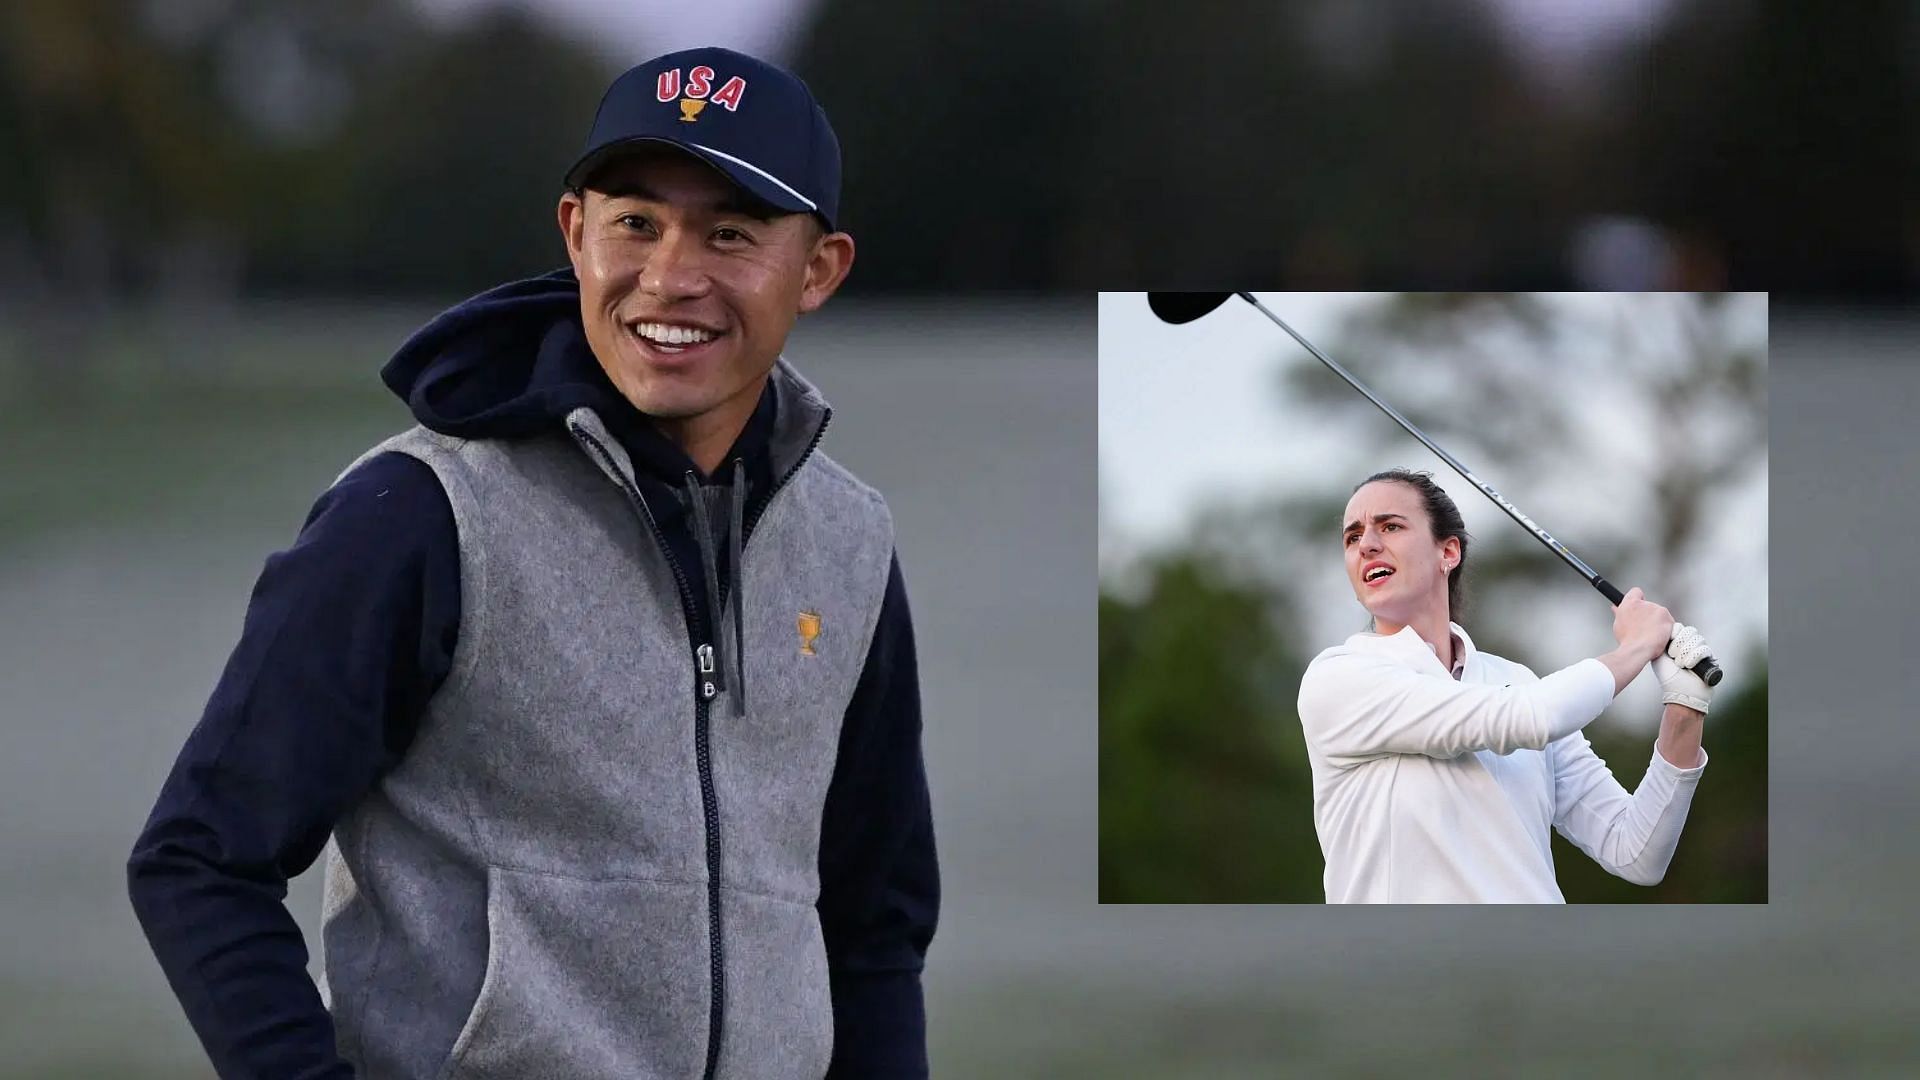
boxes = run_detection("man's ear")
[558,189,587,269]
[797,230,855,314]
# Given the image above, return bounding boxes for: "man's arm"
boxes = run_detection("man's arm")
[126,453,458,1079]
[816,554,939,1079]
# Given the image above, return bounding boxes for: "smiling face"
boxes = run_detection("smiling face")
[558,146,854,468]
[1342,479,1461,633]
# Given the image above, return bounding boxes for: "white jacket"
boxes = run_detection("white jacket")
[1296,623,1707,903]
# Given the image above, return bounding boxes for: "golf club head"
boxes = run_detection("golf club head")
[1147,292,1235,325]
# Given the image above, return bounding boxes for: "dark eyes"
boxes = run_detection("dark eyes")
[1343,522,1400,545]
[613,215,750,245]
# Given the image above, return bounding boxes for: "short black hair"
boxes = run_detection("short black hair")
[1353,468,1472,619]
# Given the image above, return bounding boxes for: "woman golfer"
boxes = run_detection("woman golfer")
[1296,468,1716,903]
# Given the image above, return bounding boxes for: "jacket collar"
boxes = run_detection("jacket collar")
[1346,621,1477,680]
[568,357,829,495]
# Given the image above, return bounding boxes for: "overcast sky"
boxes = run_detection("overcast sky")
[410,0,819,61]
[1099,293,1365,549]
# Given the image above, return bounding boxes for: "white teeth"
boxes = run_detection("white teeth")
[1365,567,1393,581]
[632,322,717,346]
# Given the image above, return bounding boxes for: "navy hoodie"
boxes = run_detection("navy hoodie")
[127,269,939,1078]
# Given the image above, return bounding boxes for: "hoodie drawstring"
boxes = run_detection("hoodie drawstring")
[683,467,748,718]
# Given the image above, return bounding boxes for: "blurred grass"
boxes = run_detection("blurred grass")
[8,972,1911,1079]
[0,978,204,1079]
[931,965,1918,1078]
[0,304,423,549]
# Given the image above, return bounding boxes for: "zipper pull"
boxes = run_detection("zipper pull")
[697,642,724,700]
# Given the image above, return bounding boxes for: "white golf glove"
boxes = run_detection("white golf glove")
[1651,623,1714,714]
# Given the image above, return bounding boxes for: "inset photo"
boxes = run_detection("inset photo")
[1099,292,1767,904]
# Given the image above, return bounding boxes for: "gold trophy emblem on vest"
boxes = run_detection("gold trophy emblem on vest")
[797,610,821,655]
[679,98,706,122]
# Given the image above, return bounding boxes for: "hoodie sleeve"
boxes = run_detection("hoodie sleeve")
[817,553,940,1079]
[127,451,460,1080]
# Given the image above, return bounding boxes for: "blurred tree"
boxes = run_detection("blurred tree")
[795,0,1916,291]
[796,0,1591,290]
[0,0,427,296]
[0,0,612,312]
[7,0,1914,300]
[1280,293,1766,635]
[250,8,617,295]
[1623,0,1918,296]
[1099,550,1323,902]
[793,0,1088,291]
[1,0,247,393]
[1072,0,1579,288]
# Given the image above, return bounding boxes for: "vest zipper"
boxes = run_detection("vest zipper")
[571,403,831,1080]
[692,692,724,1080]
[697,642,720,700]
[568,424,727,1079]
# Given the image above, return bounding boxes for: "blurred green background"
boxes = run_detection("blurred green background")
[3,0,1916,306]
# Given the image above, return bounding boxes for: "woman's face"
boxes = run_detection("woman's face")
[1341,480,1459,630]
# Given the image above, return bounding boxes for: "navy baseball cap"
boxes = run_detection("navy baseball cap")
[563,46,842,230]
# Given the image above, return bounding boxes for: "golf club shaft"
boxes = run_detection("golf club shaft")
[1233,292,1723,687]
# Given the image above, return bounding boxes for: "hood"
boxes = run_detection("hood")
[382,267,626,442]
[380,267,794,485]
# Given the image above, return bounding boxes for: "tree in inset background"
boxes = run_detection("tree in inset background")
[1279,293,1766,651]
[1100,549,1322,903]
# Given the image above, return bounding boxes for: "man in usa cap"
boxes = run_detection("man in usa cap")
[130,45,938,1080]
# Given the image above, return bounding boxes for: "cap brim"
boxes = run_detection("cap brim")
[563,137,823,224]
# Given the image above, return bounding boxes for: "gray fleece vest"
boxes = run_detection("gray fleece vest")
[316,361,894,1079]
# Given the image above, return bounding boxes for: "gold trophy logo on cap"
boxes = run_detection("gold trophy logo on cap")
[797,611,821,656]
[679,98,706,122]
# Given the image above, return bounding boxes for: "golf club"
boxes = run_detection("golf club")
[1147,291,1723,687]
